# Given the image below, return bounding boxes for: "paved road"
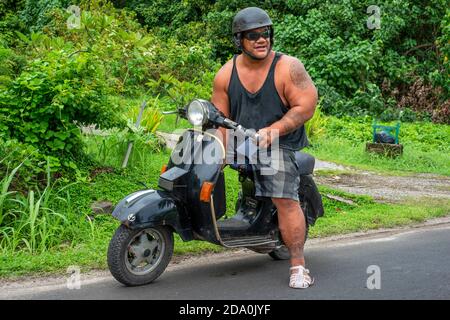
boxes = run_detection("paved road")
[2,224,450,300]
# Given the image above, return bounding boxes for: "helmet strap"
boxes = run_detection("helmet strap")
[242,47,270,60]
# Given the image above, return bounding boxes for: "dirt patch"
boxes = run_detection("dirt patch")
[90,166,115,178]
[315,171,450,202]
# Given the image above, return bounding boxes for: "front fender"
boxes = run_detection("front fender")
[112,189,193,241]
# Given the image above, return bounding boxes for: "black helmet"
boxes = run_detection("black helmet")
[232,7,273,35]
[232,7,274,59]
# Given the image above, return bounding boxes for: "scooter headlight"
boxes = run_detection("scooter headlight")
[187,99,209,126]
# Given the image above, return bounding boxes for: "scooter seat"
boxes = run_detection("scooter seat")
[295,151,315,175]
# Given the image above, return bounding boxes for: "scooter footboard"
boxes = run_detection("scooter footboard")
[112,189,194,241]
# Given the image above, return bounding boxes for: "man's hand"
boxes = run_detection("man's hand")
[257,127,279,148]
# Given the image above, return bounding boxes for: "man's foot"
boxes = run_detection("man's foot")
[289,265,314,289]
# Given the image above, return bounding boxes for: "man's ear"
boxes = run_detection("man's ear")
[233,33,242,49]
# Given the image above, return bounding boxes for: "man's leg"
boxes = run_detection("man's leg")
[271,198,306,267]
[272,197,314,288]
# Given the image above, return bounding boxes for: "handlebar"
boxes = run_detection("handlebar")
[163,106,259,142]
[222,118,259,142]
[162,110,178,115]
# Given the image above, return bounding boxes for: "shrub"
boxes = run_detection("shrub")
[128,109,162,135]
[0,138,52,188]
[0,48,122,170]
[305,99,327,140]
[20,0,72,32]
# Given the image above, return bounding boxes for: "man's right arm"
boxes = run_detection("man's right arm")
[211,61,233,148]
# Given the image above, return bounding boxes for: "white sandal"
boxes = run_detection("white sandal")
[289,265,315,289]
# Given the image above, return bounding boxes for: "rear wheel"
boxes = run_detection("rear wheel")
[268,201,310,261]
[107,225,174,286]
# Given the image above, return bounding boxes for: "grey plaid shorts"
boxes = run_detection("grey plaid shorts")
[252,148,300,201]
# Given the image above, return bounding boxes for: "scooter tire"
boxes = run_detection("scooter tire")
[107,224,174,286]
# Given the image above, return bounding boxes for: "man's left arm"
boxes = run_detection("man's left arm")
[259,58,318,146]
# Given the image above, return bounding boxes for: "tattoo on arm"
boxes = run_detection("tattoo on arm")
[289,60,313,90]
[277,108,306,135]
[268,59,315,136]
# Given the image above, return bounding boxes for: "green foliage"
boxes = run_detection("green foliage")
[20,0,72,32]
[0,138,52,188]
[39,2,159,94]
[33,2,220,95]
[272,0,448,121]
[308,115,450,175]
[434,9,450,98]
[0,48,121,170]
[83,127,164,170]
[125,0,213,32]
[147,73,216,110]
[0,45,15,90]
[320,115,450,152]
[1,1,219,179]
[119,0,449,122]
[124,103,164,134]
[0,1,26,45]
[304,99,326,139]
[0,0,449,263]
[0,158,86,255]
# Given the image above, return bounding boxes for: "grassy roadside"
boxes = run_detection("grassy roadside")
[1,115,448,278]
[312,187,450,237]
[1,183,448,278]
[306,137,450,176]
[306,116,450,176]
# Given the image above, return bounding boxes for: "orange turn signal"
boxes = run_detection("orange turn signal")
[200,182,214,202]
[161,164,168,174]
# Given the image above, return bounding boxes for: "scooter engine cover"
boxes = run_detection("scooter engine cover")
[158,166,189,191]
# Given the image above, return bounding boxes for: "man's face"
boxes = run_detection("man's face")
[241,26,271,59]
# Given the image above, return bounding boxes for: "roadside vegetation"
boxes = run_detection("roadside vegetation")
[0,0,449,277]
[307,114,450,176]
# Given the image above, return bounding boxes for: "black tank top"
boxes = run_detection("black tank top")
[228,52,309,151]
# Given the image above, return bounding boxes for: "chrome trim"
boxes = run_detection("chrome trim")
[125,190,155,205]
[209,195,223,243]
[222,240,276,248]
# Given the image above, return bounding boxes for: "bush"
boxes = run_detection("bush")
[19,0,72,32]
[124,101,164,134]
[305,100,327,140]
[0,138,53,189]
[0,48,122,170]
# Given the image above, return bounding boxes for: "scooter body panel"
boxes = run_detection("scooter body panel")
[162,129,227,244]
[112,189,194,241]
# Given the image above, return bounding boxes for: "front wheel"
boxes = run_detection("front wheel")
[107,225,174,286]
[268,201,310,261]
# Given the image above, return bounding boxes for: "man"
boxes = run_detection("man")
[211,7,318,289]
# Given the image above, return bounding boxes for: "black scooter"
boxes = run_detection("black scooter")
[107,99,324,286]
